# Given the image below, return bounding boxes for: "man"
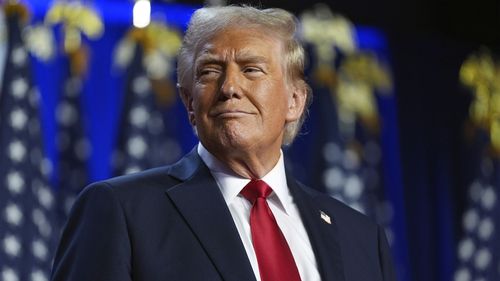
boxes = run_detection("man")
[51,6,396,281]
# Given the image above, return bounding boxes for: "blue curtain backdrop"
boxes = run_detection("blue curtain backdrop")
[6,1,489,281]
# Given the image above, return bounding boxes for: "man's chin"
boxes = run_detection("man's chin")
[202,133,255,153]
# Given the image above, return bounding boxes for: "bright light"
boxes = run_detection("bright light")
[133,0,151,28]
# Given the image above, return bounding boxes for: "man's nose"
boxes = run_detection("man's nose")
[219,67,242,100]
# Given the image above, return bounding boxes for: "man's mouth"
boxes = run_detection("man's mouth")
[212,110,254,118]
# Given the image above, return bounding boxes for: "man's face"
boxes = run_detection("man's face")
[181,27,305,157]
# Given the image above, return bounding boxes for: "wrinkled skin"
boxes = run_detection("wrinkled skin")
[180,27,306,179]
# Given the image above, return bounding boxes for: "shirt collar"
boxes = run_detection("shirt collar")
[197,142,293,215]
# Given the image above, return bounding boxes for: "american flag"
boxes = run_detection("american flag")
[306,70,395,240]
[287,25,411,279]
[54,62,89,225]
[454,151,499,281]
[295,8,398,238]
[288,48,397,245]
[454,51,500,281]
[0,6,56,281]
[112,41,181,176]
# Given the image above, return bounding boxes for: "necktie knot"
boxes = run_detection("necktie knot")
[240,179,272,204]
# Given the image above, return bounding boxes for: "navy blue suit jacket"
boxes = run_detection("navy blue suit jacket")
[51,149,396,281]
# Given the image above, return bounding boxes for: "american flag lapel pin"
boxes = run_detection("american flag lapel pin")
[320,210,331,224]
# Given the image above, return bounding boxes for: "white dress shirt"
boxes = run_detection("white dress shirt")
[197,143,321,281]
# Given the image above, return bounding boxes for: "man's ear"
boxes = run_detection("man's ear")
[286,85,307,122]
[179,87,196,126]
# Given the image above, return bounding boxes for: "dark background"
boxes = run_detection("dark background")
[172,0,500,46]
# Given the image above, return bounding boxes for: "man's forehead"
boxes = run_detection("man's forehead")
[194,30,283,62]
[196,47,271,62]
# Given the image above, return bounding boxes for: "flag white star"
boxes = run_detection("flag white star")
[323,142,343,163]
[127,136,147,158]
[454,268,471,281]
[474,248,492,270]
[32,209,52,238]
[323,166,345,191]
[10,78,28,99]
[32,239,48,261]
[8,140,27,162]
[130,105,149,128]
[10,108,28,130]
[3,234,22,257]
[344,174,364,200]
[35,185,54,209]
[1,267,19,281]
[477,217,494,241]
[458,238,475,261]
[56,101,77,127]
[469,181,483,202]
[132,76,151,95]
[40,158,53,178]
[6,171,25,194]
[5,203,23,226]
[11,46,27,67]
[481,186,496,210]
[463,208,479,232]
[31,269,48,281]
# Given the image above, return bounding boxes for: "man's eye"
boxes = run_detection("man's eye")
[200,69,219,76]
[243,67,264,76]
[197,68,221,81]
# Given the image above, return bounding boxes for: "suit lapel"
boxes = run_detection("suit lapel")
[165,150,256,281]
[287,175,346,281]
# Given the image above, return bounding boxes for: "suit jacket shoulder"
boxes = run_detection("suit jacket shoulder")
[51,150,256,281]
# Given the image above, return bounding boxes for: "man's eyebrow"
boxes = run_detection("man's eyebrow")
[235,51,269,64]
[195,53,223,66]
[194,51,270,69]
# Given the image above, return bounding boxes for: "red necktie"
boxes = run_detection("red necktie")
[240,179,301,281]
